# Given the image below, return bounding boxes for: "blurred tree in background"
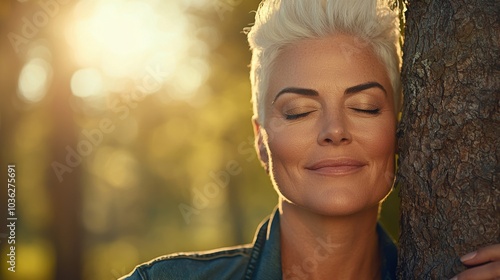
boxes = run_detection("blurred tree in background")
[0,0,400,279]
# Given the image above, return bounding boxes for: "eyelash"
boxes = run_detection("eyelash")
[284,112,313,120]
[351,108,380,115]
[284,108,380,120]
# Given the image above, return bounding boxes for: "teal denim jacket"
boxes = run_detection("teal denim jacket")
[120,208,397,280]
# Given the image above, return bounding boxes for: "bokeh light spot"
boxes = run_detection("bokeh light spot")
[170,58,210,101]
[71,68,104,98]
[18,58,51,103]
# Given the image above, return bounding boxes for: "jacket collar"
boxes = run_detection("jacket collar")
[244,207,282,280]
[244,207,398,280]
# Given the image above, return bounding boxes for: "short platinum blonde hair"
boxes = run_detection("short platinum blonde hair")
[246,0,402,123]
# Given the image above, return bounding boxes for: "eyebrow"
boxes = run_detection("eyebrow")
[272,81,387,104]
[344,82,387,96]
[272,87,319,104]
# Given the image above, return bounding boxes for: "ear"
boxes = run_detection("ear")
[252,117,269,173]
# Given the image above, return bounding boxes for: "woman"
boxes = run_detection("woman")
[121,0,499,279]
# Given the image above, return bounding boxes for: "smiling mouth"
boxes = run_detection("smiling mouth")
[305,159,367,176]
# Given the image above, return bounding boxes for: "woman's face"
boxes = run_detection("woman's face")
[256,34,397,216]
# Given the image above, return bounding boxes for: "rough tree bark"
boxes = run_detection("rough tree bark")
[397,0,500,279]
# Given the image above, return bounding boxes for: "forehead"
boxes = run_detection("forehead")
[267,34,391,98]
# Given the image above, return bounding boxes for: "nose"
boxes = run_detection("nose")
[317,111,352,145]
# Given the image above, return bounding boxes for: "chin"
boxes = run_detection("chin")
[282,188,385,218]
[313,200,378,217]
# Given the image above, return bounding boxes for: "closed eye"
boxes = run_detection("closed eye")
[285,111,314,120]
[350,108,380,115]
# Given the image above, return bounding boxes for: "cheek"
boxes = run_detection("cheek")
[374,126,396,159]
[368,121,397,185]
[366,115,396,154]
[263,120,316,178]
[353,122,396,204]
[357,118,396,174]
[266,125,305,165]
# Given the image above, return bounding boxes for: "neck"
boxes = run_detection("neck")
[279,199,381,280]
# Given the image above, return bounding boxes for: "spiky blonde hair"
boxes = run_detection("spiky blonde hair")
[246,0,402,123]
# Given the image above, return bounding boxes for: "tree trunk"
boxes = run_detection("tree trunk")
[44,6,84,280]
[397,0,500,278]
[47,62,83,280]
[0,0,23,261]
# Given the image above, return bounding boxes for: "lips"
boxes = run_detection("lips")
[305,158,367,175]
